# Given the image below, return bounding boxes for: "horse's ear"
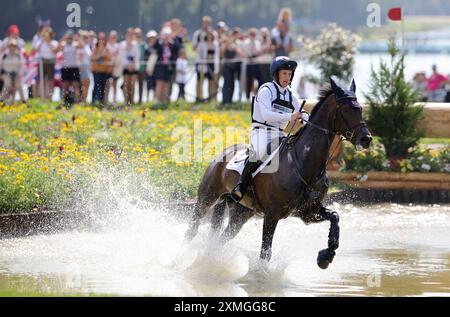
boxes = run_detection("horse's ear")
[350,79,356,93]
[330,77,345,96]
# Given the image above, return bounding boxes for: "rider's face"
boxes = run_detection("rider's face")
[278,70,293,87]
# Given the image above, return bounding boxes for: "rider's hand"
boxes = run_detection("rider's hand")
[291,112,302,123]
[301,112,310,123]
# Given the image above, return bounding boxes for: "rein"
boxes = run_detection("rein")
[285,96,366,193]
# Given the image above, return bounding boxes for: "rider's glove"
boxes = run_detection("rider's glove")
[301,111,310,124]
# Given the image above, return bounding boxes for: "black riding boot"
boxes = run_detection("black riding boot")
[231,160,260,202]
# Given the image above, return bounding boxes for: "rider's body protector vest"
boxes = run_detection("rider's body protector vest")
[251,81,294,131]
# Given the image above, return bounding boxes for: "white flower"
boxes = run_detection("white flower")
[421,164,431,171]
[382,160,390,168]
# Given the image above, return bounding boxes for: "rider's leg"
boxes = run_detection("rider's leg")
[231,128,269,201]
[231,148,259,201]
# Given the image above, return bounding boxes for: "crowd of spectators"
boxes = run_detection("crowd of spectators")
[0,8,296,107]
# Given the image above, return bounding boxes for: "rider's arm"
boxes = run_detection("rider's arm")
[256,87,292,126]
[292,95,310,122]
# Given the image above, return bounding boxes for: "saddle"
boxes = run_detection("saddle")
[225,137,286,176]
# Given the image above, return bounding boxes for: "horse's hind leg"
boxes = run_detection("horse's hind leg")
[219,202,254,244]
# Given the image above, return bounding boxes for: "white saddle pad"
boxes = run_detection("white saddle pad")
[226,149,248,175]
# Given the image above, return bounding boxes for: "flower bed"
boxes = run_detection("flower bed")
[330,144,450,191]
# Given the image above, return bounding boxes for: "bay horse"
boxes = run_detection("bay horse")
[185,78,372,269]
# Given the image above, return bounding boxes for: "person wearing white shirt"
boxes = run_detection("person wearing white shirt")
[193,16,213,102]
[119,28,140,105]
[175,49,189,100]
[231,56,309,201]
[78,31,92,103]
[60,31,82,105]
[34,27,59,100]
[107,30,121,104]
[0,39,25,103]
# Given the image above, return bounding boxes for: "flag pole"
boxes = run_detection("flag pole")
[401,3,405,53]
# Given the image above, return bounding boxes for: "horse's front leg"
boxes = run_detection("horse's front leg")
[316,207,340,270]
[260,212,280,262]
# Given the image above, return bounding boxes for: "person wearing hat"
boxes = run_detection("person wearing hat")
[2,25,25,52]
[231,56,309,201]
[0,38,26,103]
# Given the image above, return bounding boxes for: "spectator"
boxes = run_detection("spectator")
[412,72,428,102]
[222,28,243,106]
[193,16,213,102]
[0,39,25,103]
[271,21,294,57]
[175,48,188,100]
[170,18,185,49]
[119,28,140,106]
[197,31,220,102]
[145,30,158,103]
[107,30,121,104]
[215,21,229,95]
[91,32,112,105]
[34,27,59,100]
[243,28,264,99]
[2,25,26,52]
[135,28,147,104]
[60,30,81,106]
[277,8,293,32]
[427,64,448,102]
[153,27,178,104]
[78,31,92,104]
[32,20,50,51]
[258,27,273,84]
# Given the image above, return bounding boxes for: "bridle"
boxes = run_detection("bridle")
[305,95,367,142]
[285,94,368,196]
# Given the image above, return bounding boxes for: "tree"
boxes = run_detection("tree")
[365,39,424,160]
[300,23,360,84]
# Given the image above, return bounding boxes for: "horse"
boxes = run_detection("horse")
[185,78,373,269]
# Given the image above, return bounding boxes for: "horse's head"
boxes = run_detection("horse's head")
[330,78,372,150]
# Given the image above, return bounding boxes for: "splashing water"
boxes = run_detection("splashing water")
[0,169,449,297]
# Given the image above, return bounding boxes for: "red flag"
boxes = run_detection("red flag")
[388,7,402,21]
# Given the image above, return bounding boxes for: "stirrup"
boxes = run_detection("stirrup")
[230,184,244,202]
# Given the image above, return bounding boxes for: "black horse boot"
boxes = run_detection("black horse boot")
[231,160,260,202]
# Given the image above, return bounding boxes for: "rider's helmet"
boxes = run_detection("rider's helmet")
[270,56,298,85]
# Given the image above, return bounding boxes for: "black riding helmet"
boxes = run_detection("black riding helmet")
[270,56,298,85]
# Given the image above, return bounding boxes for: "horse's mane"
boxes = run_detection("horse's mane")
[310,84,334,118]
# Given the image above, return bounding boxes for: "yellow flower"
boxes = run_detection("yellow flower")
[15,174,25,184]
[135,167,145,174]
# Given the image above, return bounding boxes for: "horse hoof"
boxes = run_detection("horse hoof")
[317,249,336,270]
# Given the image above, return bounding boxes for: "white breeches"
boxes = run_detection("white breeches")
[250,127,286,162]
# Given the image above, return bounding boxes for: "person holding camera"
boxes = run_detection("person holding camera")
[153,26,179,104]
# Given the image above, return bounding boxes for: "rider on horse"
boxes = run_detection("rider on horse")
[231,56,310,202]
